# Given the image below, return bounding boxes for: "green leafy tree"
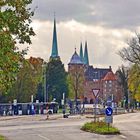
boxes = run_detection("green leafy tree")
[36,82,43,102]
[45,59,68,104]
[5,57,43,103]
[67,65,85,101]
[0,0,35,93]
[67,74,75,99]
[129,64,140,102]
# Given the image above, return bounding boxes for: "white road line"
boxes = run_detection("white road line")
[38,134,50,140]
[120,135,127,139]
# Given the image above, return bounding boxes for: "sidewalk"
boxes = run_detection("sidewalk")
[2,111,131,122]
[0,114,63,121]
[0,115,24,121]
[0,114,88,122]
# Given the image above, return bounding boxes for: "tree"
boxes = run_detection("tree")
[119,33,140,105]
[119,33,140,66]
[0,0,35,93]
[4,57,43,103]
[67,75,75,99]
[116,66,129,109]
[67,65,85,102]
[45,59,68,104]
[128,64,140,102]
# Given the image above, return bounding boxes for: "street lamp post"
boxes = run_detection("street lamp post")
[62,92,66,117]
[46,85,49,103]
[44,73,46,103]
[43,63,47,103]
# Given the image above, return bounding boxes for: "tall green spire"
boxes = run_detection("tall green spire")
[50,17,59,59]
[80,42,84,62]
[84,41,89,65]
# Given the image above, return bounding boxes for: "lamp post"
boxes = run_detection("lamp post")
[62,92,66,117]
[46,85,49,103]
[42,62,47,103]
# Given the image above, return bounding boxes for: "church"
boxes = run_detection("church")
[50,17,122,106]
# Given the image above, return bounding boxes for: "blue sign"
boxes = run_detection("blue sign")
[105,107,113,116]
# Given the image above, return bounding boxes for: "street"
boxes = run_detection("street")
[0,112,140,140]
[114,112,140,140]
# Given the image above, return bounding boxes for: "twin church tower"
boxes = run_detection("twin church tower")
[50,18,89,66]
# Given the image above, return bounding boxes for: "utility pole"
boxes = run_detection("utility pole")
[46,85,49,102]
[43,64,46,103]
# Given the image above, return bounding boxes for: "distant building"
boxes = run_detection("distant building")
[49,17,123,105]
[68,42,123,105]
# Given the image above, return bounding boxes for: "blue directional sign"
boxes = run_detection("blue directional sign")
[105,107,113,116]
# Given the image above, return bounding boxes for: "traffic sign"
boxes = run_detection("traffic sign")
[105,107,113,116]
[92,89,99,98]
[105,115,113,123]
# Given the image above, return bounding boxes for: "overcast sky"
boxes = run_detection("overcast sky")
[25,0,140,72]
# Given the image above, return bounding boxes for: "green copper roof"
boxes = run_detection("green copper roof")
[80,42,84,62]
[51,18,59,58]
[84,41,89,65]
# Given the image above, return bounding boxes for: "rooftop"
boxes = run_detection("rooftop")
[69,51,83,65]
[102,71,116,81]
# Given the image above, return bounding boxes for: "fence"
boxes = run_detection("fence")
[0,102,58,116]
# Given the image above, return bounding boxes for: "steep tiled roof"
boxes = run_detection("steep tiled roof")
[102,71,116,81]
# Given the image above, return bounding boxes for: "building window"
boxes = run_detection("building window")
[109,84,112,87]
[109,80,112,83]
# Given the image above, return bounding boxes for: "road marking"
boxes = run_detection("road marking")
[38,134,50,140]
[120,135,127,139]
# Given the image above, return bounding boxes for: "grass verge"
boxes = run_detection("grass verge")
[81,121,120,135]
[0,135,6,140]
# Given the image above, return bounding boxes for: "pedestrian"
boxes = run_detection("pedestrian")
[46,105,49,119]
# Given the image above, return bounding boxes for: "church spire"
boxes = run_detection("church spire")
[84,41,89,65]
[50,16,59,59]
[79,42,84,62]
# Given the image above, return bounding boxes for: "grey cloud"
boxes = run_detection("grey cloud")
[27,0,139,72]
[31,0,92,21]
[30,0,140,29]
[91,0,140,29]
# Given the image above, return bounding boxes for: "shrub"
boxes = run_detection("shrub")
[81,121,120,135]
[0,135,6,140]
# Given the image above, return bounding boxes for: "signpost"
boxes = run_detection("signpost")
[92,89,100,122]
[62,93,66,118]
[105,116,113,123]
[105,107,113,116]
[105,107,113,131]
